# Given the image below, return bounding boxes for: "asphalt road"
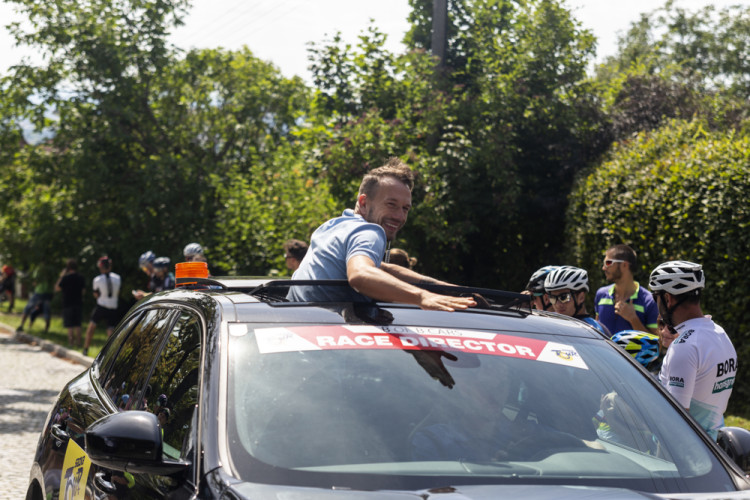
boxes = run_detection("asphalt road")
[0,330,86,499]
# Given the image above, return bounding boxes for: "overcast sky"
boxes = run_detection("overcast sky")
[0,0,745,82]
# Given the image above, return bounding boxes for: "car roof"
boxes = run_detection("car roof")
[145,277,606,341]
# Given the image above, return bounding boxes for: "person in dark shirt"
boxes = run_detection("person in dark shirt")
[1,264,16,313]
[55,259,86,347]
[149,257,175,292]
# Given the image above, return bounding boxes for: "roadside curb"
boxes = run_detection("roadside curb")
[0,321,92,368]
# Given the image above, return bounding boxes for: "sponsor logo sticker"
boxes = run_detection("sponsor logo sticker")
[59,439,91,500]
[254,325,588,369]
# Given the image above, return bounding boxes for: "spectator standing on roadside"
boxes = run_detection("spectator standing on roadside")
[82,256,121,356]
[387,248,417,270]
[55,258,86,347]
[150,257,175,292]
[595,244,658,336]
[650,260,737,440]
[16,266,55,334]
[133,250,156,300]
[283,239,308,272]
[545,266,610,336]
[183,242,204,262]
[522,265,557,311]
[289,157,476,311]
[1,264,16,312]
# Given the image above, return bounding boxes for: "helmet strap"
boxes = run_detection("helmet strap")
[661,292,690,328]
[573,292,583,316]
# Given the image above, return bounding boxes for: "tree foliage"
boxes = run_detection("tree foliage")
[565,119,750,414]
[305,0,608,287]
[590,2,750,142]
[600,2,750,92]
[0,0,318,292]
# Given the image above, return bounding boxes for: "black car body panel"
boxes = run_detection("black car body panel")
[27,282,750,499]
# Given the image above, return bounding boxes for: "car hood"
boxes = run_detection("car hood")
[229,483,750,499]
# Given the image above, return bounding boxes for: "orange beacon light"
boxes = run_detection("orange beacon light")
[175,261,209,287]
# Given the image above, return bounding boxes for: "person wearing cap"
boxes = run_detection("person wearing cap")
[649,260,737,440]
[183,242,204,262]
[132,250,156,300]
[544,266,610,336]
[522,265,557,311]
[82,256,122,356]
[138,250,156,281]
[594,244,658,336]
[133,257,174,300]
[288,157,475,311]
[149,257,175,292]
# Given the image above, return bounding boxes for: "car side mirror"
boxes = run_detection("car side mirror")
[717,426,750,474]
[85,411,190,475]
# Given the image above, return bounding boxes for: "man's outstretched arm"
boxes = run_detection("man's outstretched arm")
[380,262,456,286]
[347,256,475,311]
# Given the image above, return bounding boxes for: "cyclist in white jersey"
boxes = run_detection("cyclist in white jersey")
[649,260,737,440]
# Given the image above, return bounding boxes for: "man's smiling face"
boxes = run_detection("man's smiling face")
[362,176,412,241]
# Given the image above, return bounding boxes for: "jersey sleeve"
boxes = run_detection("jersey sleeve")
[345,224,386,267]
[664,343,699,409]
[643,293,659,329]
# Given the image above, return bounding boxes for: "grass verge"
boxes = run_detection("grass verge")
[0,298,110,358]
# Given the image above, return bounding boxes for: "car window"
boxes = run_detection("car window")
[101,308,175,411]
[226,324,735,494]
[143,310,202,460]
[95,312,143,384]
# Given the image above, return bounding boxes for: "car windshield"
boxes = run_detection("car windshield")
[226,322,735,493]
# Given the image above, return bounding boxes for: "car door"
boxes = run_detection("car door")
[56,307,176,499]
[133,308,203,497]
[38,311,145,500]
[88,307,204,498]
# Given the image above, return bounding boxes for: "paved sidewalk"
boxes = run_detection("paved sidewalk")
[0,327,87,499]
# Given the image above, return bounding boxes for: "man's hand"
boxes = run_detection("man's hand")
[614,299,637,323]
[418,291,476,311]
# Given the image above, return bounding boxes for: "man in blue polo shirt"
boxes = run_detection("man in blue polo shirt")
[289,157,475,312]
[594,244,658,336]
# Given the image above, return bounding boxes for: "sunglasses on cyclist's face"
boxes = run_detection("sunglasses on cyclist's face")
[603,258,626,268]
[548,292,573,305]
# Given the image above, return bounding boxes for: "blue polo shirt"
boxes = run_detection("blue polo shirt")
[288,209,386,302]
[594,282,658,336]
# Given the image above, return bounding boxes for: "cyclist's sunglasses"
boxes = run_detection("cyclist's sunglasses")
[548,292,573,305]
[603,258,626,268]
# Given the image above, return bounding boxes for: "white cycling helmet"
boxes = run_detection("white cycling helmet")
[183,242,204,258]
[526,265,558,294]
[649,260,704,295]
[544,266,589,293]
[153,256,171,268]
[138,250,155,267]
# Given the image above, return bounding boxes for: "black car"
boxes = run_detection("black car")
[26,277,750,499]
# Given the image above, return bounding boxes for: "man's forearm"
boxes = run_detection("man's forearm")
[380,262,453,286]
[349,263,428,305]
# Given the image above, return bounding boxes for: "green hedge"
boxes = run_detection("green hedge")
[566,119,750,415]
